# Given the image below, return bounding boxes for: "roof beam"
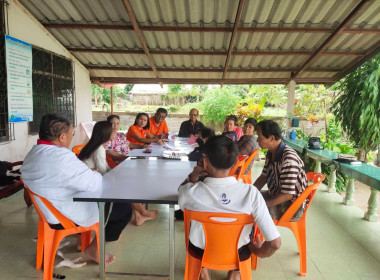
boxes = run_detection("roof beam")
[43,24,380,34]
[120,0,162,87]
[86,65,341,73]
[90,77,336,85]
[293,0,371,78]
[67,47,364,57]
[334,41,380,81]
[222,0,245,84]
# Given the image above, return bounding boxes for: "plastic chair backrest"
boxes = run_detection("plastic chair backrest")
[277,172,325,223]
[106,155,116,169]
[72,144,85,155]
[24,185,77,229]
[240,149,260,175]
[184,209,254,270]
[228,155,247,179]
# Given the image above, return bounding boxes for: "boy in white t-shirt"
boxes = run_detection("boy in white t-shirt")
[179,135,281,280]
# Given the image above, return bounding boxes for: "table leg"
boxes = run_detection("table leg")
[314,161,322,173]
[343,178,355,206]
[364,188,379,222]
[169,204,175,280]
[327,168,336,193]
[98,202,105,279]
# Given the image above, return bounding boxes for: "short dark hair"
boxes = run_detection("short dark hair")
[134,113,150,130]
[78,121,112,161]
[39,113,71,142]
[156,108,168,115]
[199,127,215,139]
[203,135,239,169]
[244,118,257,130]
[107,115,120,122]
[226,115,238,125]
[256,120,282,140]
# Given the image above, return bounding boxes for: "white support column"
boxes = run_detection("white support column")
[287,80,296,130]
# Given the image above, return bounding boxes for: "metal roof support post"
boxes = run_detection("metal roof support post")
[286,80,296,131]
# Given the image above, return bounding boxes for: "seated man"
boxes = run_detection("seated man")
[21,113,132,264]
[149,108,169,139]
[178,108,204,137]
[254,120,308,221]
[179,135,281,280]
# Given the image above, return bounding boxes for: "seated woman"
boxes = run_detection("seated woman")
[79,121,158,226]
[224,115,243,140]
[236,118,260,175]
[222,116,238,142]
[188,127,215,162]
[105,115,145,165]
[126,113,165,145]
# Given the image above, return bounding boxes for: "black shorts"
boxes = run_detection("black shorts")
[188,241,252,262]
[49,202,132,242]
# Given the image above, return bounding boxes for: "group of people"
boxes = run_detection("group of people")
[20,107,308,279]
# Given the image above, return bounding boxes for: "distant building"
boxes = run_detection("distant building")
[130,84,168,105]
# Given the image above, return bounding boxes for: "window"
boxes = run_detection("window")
[29,47,75,134]
[0,40,75,141]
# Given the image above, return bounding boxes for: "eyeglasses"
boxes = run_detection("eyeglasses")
[190,114,198,117]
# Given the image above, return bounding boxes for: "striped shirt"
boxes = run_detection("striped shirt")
[262,141,307,203]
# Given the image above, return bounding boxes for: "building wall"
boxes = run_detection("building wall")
[0,0,92,161]
[131,94,163,105]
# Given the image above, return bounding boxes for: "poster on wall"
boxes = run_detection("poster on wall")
[5,34,33,123]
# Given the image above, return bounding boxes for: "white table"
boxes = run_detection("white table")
[127,139,196,157]
[74,158,195,280]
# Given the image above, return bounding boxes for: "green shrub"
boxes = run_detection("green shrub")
[201,87,241,124]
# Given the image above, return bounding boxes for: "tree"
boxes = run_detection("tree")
[332,54,380,160]
[201,87,241,124]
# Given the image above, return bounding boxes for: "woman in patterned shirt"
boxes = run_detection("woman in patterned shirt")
[105,115,158,225]
[237,118,260,175]
[105,115,145,165]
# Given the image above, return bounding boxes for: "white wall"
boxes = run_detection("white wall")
[0,0,92,161]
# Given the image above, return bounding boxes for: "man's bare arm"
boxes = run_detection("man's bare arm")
[249,236,281,258]
[266,193,293,207]
[253,174,267,190]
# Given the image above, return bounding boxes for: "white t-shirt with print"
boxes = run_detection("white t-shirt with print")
[178,176,280,249]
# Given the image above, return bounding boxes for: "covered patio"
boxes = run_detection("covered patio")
[0,0,379,279]
[1,162,379,280]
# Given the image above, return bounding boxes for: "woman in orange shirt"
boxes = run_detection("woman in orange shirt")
[127,113,164,145]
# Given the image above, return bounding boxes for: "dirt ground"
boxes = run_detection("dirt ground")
[338,181,380,217]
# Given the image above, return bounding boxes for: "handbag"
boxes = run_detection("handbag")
[308,137,323,150]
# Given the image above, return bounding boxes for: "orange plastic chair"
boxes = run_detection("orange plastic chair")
[228,155,247,181]
[183,209,254,280]
[72,144,85,155]
[239,149,260,184]
[24,185,99,280]
[106,155,116,169]
[253,172,324,276]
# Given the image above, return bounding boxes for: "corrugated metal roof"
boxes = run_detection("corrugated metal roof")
[17,0,380,85]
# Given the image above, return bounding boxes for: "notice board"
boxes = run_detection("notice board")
[5,35,33,123]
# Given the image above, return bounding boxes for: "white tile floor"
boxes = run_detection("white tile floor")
[0,162,379,279]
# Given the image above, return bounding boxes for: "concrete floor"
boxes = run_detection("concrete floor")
[0,162,379,280]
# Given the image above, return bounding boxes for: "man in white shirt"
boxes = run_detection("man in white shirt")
[21,113,132,264]
[179,135,281,280]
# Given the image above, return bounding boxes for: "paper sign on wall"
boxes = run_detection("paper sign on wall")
[5,34,33,123]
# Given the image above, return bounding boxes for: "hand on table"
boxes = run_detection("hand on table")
[156,139,165,145]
